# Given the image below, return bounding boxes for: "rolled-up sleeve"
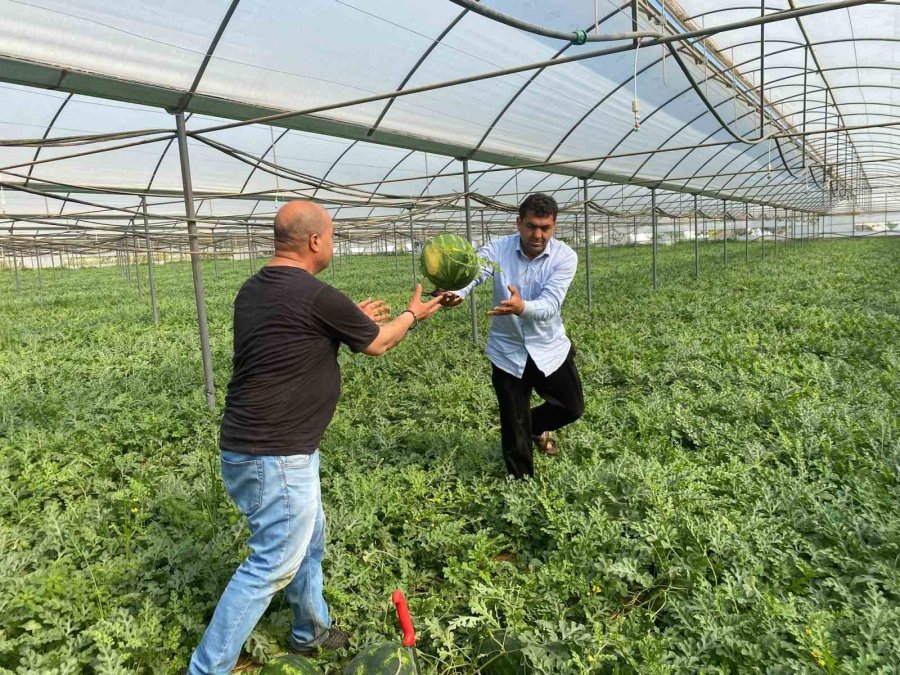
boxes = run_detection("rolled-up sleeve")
[519,249,577,321]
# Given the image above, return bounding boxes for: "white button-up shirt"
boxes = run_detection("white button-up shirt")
[455,234,577,378]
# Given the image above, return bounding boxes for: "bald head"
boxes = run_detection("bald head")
[273,201,332,252]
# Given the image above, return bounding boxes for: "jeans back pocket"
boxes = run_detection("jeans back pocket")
[221,452,264,517]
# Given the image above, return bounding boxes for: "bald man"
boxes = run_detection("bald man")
[189,201,444,674]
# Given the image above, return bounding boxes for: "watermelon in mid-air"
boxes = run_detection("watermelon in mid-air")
[420,233,481,290]
[342,642,415,675]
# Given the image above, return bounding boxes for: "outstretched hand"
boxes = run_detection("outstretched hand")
[488,284,525,316]
[436,290,464,308]
[357,297,391,324]
[406,284,446,322]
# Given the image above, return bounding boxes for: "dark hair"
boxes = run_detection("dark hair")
[518,193,558,220]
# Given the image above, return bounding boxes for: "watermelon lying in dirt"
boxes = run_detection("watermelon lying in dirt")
[342,641,415,675]
[258,653,324,675]
[419,233,482,290]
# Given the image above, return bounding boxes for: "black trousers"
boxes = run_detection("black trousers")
[491,347,584,479]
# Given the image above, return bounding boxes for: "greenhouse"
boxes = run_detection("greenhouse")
[1,0,898,672]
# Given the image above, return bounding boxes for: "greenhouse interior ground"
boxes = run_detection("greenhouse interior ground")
[1,0,898,673]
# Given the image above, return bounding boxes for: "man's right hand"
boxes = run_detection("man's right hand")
[405,284,444,322]
[361,285,453,356]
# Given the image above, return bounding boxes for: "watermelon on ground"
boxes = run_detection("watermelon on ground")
[342,641,415,675]
[258,653,324,675]
[419,233,481,290]
[473,630,529,675]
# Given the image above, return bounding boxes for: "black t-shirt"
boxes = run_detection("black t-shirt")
[219,266,379,455]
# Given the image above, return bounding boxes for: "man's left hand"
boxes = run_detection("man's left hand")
[488,284,525,316]
[358,297,391,324]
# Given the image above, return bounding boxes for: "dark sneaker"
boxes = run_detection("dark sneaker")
[533,432,559,456]
[288,626,352,656]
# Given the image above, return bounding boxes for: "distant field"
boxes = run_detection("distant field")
[1,237,898,673]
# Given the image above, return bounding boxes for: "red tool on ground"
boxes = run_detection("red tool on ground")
[391,589,422,675]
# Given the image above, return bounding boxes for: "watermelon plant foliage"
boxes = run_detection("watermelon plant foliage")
[0,237,898,673]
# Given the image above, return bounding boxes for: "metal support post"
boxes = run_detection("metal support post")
[246,224,254,276]
[175,111,216,410]
[722,199,728,268]
[408,209,416,286]
[761,207,765,258]
[463,160,479,343]
[606,215,611,260]
[773,207,777,256]
[651,188,658,289]
[124,242,132,285]
[35,243,43,289]
[133,230,142,296]
[582,179,593,313]
[212,228,220,281]
[12,244,20,293]
[744,203,749,262]
[142,196,159,325]
[694,194,700,278]
[393,224,399,271]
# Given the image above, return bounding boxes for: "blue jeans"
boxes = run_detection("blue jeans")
[188,450,331,674]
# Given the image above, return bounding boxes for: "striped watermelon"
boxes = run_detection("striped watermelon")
[473,630,529,675]
[419,233,480,291]
[342,642,415,675]
[258,654,324,675]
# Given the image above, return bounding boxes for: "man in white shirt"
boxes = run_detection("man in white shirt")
[443,193,584,478]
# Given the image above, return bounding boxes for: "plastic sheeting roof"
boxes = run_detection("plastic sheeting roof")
[0,0,897,250]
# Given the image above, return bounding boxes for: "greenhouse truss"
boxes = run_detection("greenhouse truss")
[1,0,898,404]
[0,0,897,253]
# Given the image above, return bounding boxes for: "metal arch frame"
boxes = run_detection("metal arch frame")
[630,48,817,188]
[467,5,630,157]
[366,8,469,138]
[356,153,477,229]
[4,3,899,248]
[175,0,243,114]
[672,3,875,186]
[617,44,899,194]
[691,106,899,199]
[691,93,827,196]
[238,127,291,199]
[329,6,473,226]
[118,0,243,234]
[569,41,810,196]
[414,5,631,235]
[7,39,892,209]
[342,38,900,209]
[24,93,74,188]
[785,0,869,196]
[442,8,626,231]
[725,111,900,196]
[652,68,852,196]
[715,98,900,199]
[625,45,822,182]
[342,147,416,222]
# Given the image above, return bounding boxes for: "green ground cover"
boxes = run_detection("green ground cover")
[1,237,898,673]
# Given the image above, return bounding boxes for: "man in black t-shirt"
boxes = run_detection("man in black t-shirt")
[189,201,444,675]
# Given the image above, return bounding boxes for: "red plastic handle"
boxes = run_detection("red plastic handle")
[391,589,416,648]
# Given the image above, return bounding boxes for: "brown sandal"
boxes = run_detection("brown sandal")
[533,432,559,456]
